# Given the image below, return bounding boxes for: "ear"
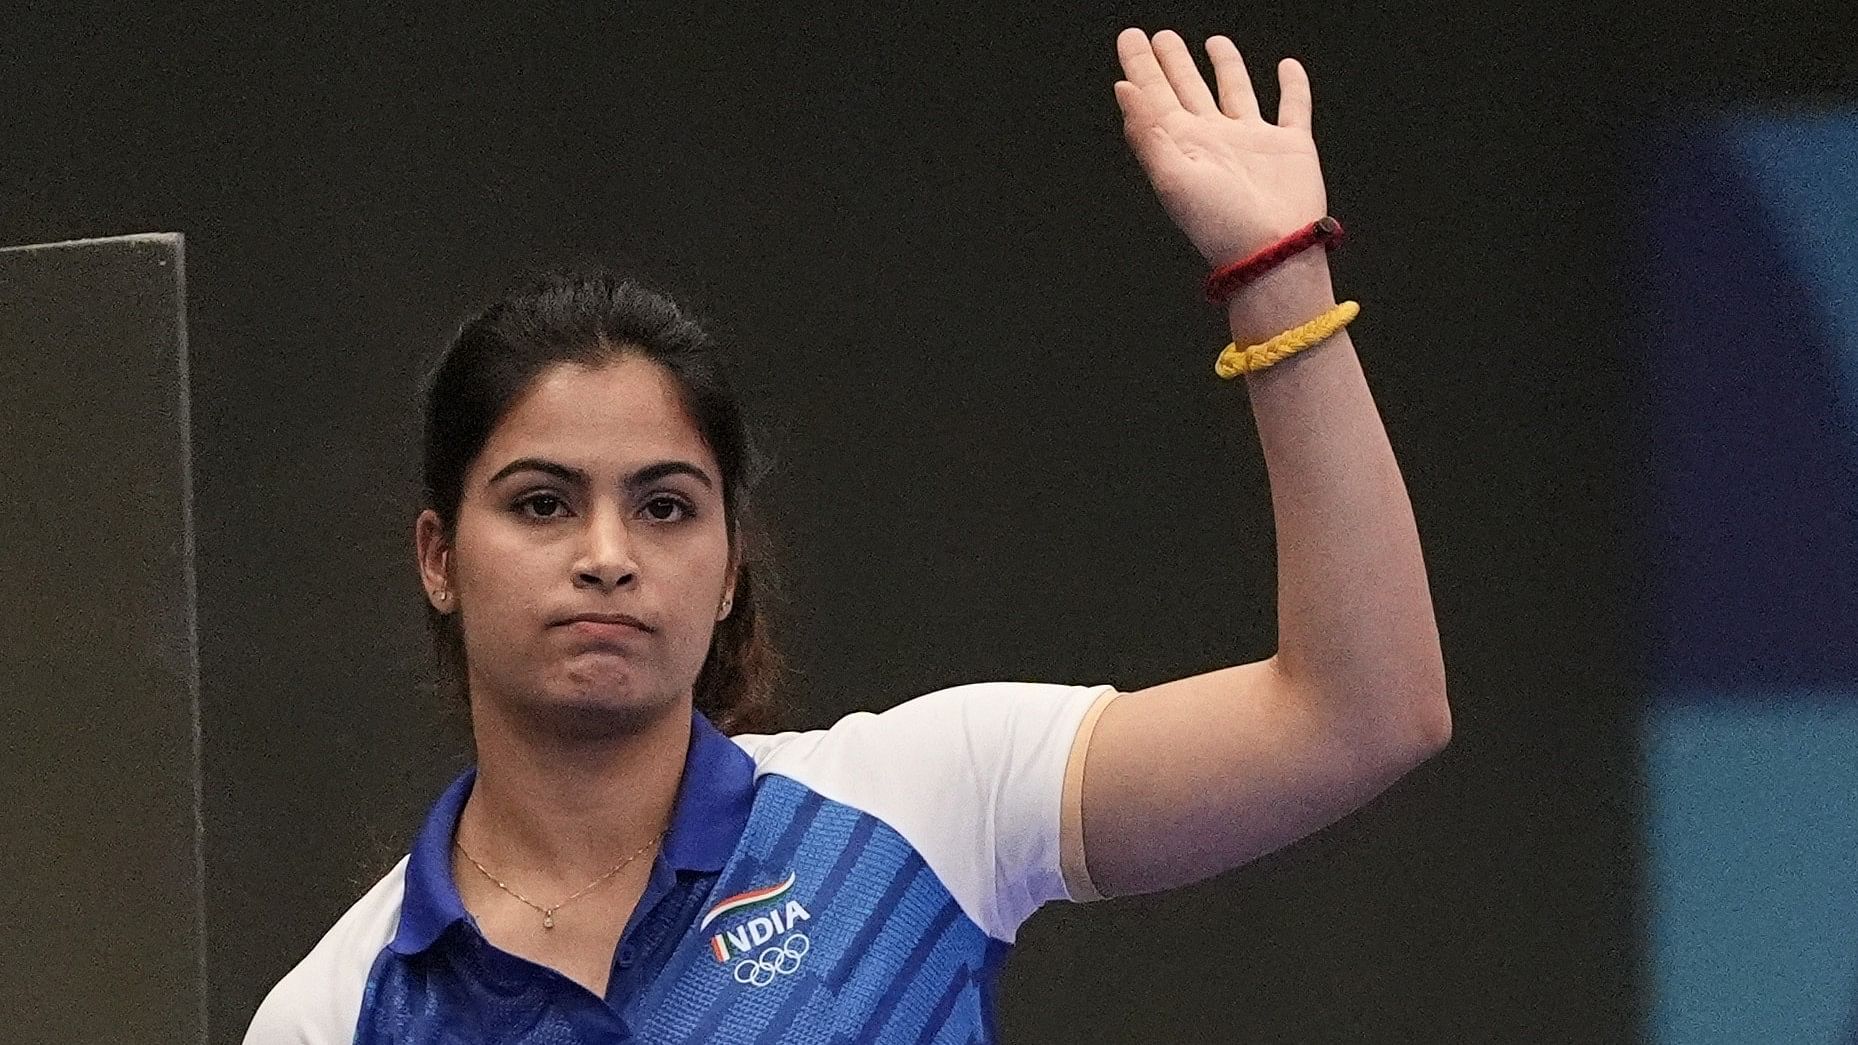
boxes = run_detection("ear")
[414,509,454,613]
[718,535,741,621]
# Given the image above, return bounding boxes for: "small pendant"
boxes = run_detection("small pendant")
[543,913,555,930]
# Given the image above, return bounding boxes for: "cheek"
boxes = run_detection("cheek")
[460,529,553,632]
[663,617,723,680]
[666,566,729,649]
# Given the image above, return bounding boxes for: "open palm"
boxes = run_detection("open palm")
[1113,28,1329,269]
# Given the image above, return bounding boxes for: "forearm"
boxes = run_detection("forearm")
[1230,251,1450,754]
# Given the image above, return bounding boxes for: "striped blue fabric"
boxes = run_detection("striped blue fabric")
[353,711,1013,1043]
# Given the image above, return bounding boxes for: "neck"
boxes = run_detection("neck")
[456,694,691,886]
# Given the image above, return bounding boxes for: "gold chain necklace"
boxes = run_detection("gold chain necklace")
[454,831,664,930]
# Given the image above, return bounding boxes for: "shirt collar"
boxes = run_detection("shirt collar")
[389,707,758,955]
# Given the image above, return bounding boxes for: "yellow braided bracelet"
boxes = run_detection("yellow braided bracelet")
[1213,300,1361,379]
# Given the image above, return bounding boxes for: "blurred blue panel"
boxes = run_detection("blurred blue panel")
[1727,112,1858,426]
[1644,111,1858,1045]
[1646,696,1858,1045]
[1641,113,1858,690]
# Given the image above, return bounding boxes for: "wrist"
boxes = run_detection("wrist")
[1224,251,1339,346]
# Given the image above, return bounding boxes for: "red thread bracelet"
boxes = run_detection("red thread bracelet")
[1202,216,1346,305]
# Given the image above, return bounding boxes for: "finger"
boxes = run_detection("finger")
[1150,29,1220,115]
[1206,36,1261,121]
[1112,80,1173,159]
[1112,79,1145,136]
[1116,27,1182,119]
[1112,79,1140,123]
[1277,57,1313,132]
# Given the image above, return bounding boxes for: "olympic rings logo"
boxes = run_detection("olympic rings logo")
[732,932,810,988]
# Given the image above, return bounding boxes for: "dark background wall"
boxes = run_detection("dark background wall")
[4,2,1853,1042]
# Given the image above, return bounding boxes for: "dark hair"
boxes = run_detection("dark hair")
[418,268,789,735]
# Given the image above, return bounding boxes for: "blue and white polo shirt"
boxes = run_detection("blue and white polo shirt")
[244,679,1122,1043]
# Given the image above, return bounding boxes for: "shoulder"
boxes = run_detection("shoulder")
[242,857,409,1045]
[729,680,1119,941]
[730,679,1116,774]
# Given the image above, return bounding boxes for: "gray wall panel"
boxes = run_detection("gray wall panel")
[0,233,203,1045]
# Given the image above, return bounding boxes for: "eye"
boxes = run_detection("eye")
[644,495,695,523]
[514,493,571,520]
[511,492,694,523]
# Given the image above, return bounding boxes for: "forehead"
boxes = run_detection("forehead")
[474,356,717,480]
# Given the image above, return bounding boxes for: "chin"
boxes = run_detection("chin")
[530,661,683,728]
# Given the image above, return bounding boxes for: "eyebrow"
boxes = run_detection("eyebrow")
[487,457,716,492]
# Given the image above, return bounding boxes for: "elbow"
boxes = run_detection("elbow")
[1355,698,1449,791]
[1274,654,1454,767]
[1391,648,1452,762]
[1414,692,1453,758]
[1358,681,1451,773]
[1399,682,1453,763]
[1329,684,1453,786]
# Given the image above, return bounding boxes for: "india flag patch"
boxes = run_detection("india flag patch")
[702,871,811,963]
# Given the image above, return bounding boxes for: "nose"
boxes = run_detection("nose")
[572,500,639,592]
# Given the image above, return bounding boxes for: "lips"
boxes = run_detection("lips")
[555,612,651,632]
[556,617,651,652]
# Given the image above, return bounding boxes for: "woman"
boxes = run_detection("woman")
[246,27,1449,1043]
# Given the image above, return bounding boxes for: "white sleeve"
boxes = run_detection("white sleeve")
[731,679,1120,943]
[242,858,406,1045]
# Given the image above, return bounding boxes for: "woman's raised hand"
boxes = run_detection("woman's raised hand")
[1113,28,1329,269]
